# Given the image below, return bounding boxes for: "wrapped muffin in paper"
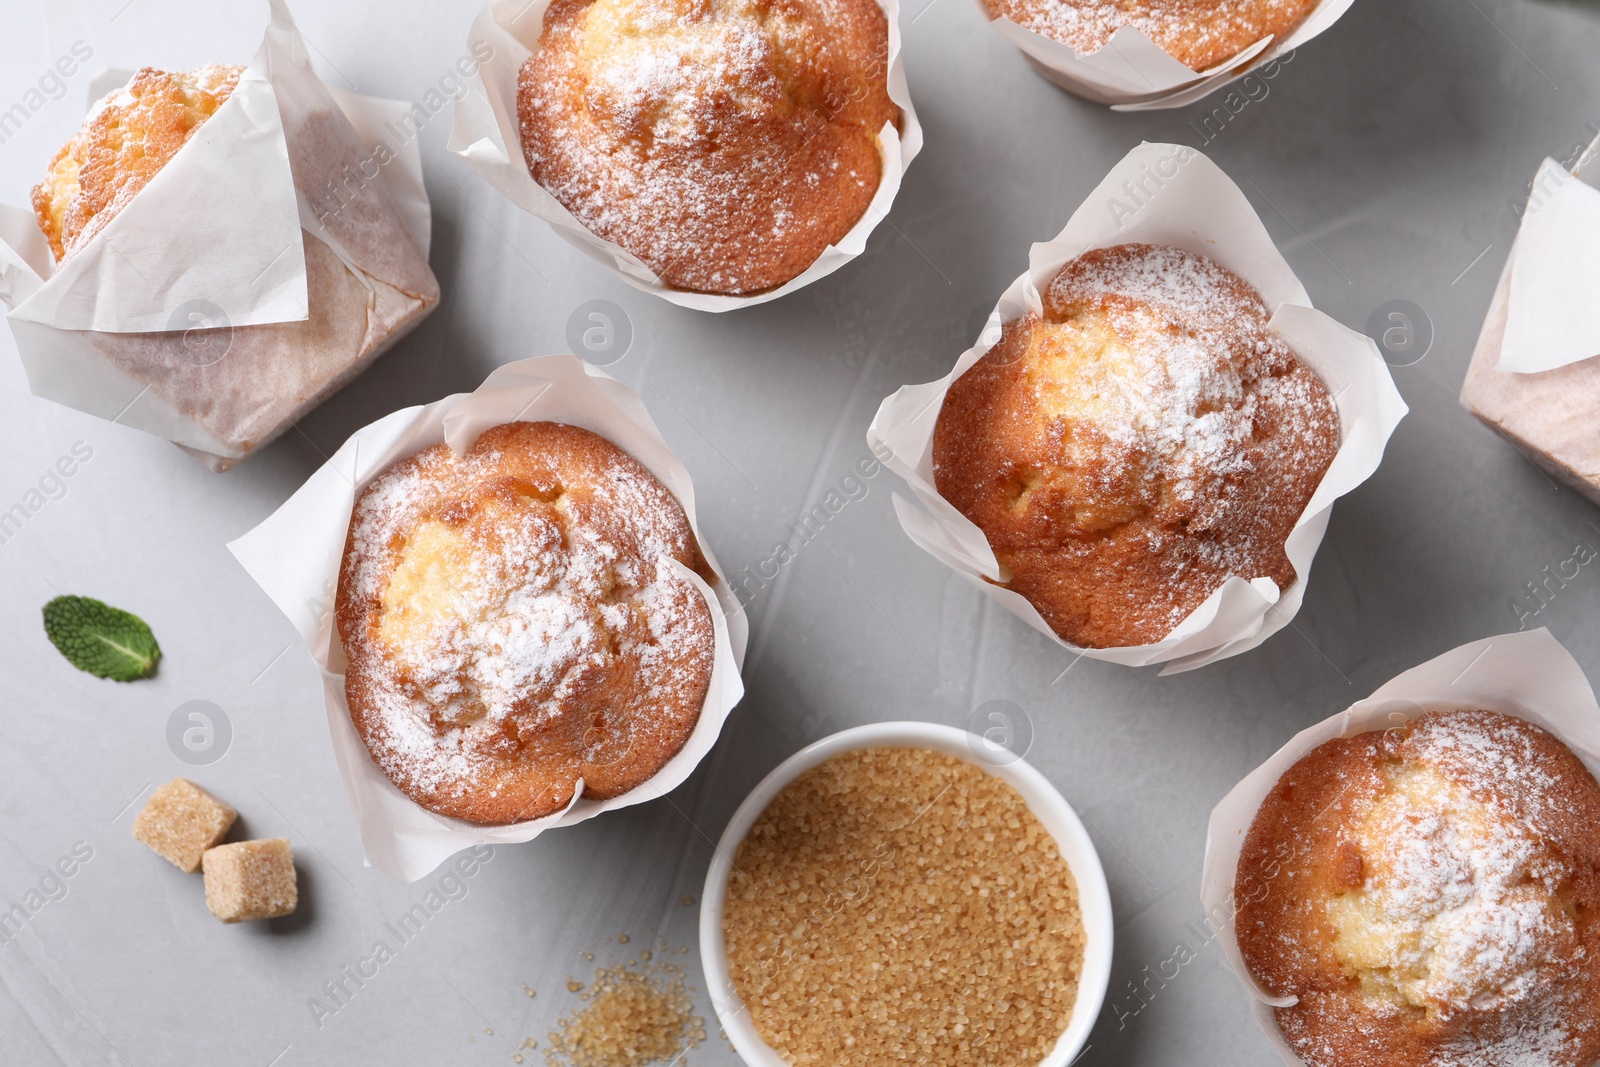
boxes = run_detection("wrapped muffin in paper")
[1462,132,1600,505]
[868,142,1407,673]
[229,355,747,881]
[0,5,438,470]
[975,0,1356,110]
[447,0,922,311]
[1202,629,1600,1065]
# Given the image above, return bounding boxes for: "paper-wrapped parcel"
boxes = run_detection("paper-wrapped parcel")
[0,5,438,470]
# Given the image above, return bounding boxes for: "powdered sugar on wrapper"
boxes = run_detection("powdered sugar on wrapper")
[867,142,1407,673]
[978,0,1356,110]
[0,4,438,469]
[447,0,921,311]
[228,355,748,882]
[1201,629,1600,1067]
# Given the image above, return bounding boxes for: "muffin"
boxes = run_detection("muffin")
[516,0,899,295]
[932,243,1339,649]
[978,0,1320,71]
[1235,710,1600,1066]
[335,421,716,825]
[34,65,242,261]
[25,62,439,467]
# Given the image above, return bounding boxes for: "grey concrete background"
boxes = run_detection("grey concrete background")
[2,0,1599,1063]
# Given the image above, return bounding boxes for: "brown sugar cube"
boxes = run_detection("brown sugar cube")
[202,838,297,923]
[131,778,237,873]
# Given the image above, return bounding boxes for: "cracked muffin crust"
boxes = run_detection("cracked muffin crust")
[932,243,1339,649]
[977,0,1319,71]
[1235,710,1600,1067]
[33,64,242,261]
[516,0,899,295]
[336,421,716,825]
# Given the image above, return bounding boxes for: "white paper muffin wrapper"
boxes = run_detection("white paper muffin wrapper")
[1489,132,1600,374]
[980,0,1356,110]
[227,355,750,881]
[1200,628,1600,1066]
[867,142,1408,674]
[447,0,923,311]
[0,4,435,466]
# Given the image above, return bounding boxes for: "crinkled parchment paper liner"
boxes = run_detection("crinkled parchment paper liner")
[1200,628,1600,1065]
[447,0,922,311]
[228,355,749,881]
[0,4,438,469]
[868,142,1407,674]
[978,0,1356,111]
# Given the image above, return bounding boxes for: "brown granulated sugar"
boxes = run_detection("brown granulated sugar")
[545,948,707,1067]
[722,747,1085,1066]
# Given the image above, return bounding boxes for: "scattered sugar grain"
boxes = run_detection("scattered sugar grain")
[545,956,706,1067]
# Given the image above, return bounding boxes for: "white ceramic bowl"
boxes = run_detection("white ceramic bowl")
[699,721,1114,1067]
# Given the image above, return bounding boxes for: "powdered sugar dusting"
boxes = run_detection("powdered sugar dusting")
[516,0,895,294]
[1318,712,1593,1065]
[981,0,1318,70]
[337,424,714,818]
[1440,993,1576,1067]
[1238,710,1600,1067]
[586,21,780,146]
[932,243,1341,648]
[1408,711,1566,830]
[1335,765,1565,1012]
[1040,244,1337,636]
[1045,245,1301,510]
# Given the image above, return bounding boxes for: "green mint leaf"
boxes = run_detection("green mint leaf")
[42,596,161,682]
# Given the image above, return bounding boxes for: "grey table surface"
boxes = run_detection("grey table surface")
[3,0,1599,1063]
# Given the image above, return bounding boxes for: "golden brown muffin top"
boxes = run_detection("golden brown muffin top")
[516,0,898,295]
[1236,710,1600,1067]
[335,422,716,825]
[33,64,242,262]
[978,0,1318,71]
[933,244,1339,649]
